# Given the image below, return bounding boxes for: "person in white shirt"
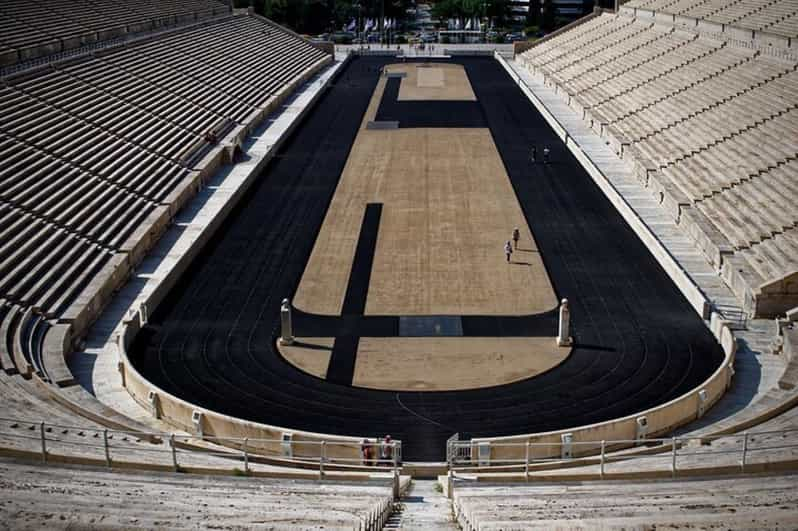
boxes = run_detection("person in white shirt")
[504,241,513,263]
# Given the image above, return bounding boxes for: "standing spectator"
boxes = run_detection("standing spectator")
[361,439,373,466]
[381,435,394,466]
[543,147,550,164]
[512,227,520,249]
[504,241,513,263]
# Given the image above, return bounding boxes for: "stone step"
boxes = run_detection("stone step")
[396,480,458,530]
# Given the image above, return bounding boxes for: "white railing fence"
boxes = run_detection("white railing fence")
[0,418,399,529]
[0,416,401,485]
[446,428,798,482]
[716,304,749,330]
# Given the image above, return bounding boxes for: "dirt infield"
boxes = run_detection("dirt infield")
[392,63,477,101]
[288,60,560,391]
[294,63,556,317]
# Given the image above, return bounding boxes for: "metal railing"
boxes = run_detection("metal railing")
[446,428,798,482]
[0,418,398,530]
[0,417,401,486]
[715,304,749,330]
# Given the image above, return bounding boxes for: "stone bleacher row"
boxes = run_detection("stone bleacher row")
[0,457,395,530]
[520,11,798,316]
[451,324,798,524]
[0,0,232,67]
[623,0,798,39]
[0,361,397,530]
[452,474,798,529]
[0,14,330,387]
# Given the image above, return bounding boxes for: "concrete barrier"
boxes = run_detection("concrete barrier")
[117,313,363,461]
[312,41,335,56]
[41,323,75,387]
[753,271,798,318]
[471,312,737,461]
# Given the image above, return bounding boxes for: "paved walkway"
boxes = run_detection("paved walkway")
[502,56,785,432]
[68,58,346,425]
[386,480,458,530]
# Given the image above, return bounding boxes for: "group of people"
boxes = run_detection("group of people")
[530,145,551,164]
[361,435,396,466]
[505,227,521,263]
[504,145,553,262]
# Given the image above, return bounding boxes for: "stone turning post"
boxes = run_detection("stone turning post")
[280,298,294,345]
[557,298,573,347]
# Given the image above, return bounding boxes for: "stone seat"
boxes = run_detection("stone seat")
[43,248,112,318]
[13,233,80,307]
[453,474,798,530]
[0,226,60,297]
[0,302,17,374]
[0,457,394,530]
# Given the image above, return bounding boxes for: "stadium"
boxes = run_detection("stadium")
[0,0,796,528]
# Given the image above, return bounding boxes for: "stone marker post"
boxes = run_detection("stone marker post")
[557,298,573,347]
[280,298,294,345]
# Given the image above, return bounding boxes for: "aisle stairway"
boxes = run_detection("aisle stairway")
[388,480,458,531]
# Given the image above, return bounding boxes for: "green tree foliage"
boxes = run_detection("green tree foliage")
[540,0,556,30]
[526,0,540,27]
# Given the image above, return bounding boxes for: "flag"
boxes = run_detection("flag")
[465,18,472,30]
[346,19,356,31]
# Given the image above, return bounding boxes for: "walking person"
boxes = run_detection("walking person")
[504,240,513,263]
[512,227,520,250]
[543,147,550,164]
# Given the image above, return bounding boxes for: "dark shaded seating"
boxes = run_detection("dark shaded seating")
[0,13,330,389]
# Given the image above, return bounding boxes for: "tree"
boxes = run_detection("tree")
[540,0,556,30]
[485,0,511,27]
[526,0,540,28]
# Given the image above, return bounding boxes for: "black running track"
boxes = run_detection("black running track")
[130,57,724,461]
